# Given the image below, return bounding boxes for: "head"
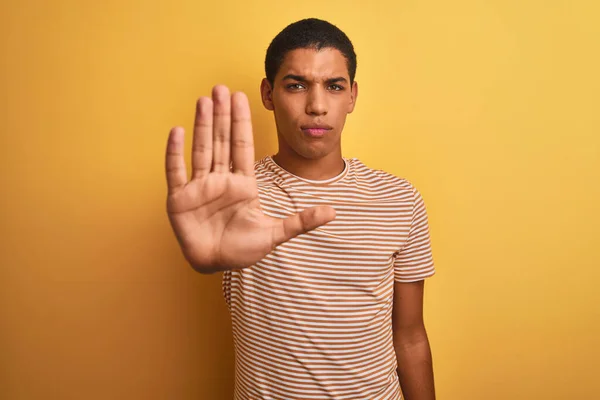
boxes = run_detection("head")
[261,18,358,161]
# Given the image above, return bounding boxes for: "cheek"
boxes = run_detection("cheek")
[329,107,346,127]
[274,99,303,127]
[335,97,351,114]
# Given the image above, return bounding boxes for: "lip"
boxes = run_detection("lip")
[301,124,333,138]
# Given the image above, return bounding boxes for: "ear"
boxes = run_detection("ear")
[260,78,274,111]
[348,81,358,114]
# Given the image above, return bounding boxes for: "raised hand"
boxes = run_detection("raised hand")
[165,85,336,273]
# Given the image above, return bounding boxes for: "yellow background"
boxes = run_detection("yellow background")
[1,0,599,399]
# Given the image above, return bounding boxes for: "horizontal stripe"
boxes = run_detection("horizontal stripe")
[225,156,434,399]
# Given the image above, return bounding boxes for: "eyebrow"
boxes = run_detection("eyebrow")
[282,74,348,84]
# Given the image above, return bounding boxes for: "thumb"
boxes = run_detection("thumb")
[272,206,336,246]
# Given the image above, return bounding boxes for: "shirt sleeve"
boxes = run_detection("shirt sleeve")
[393,183,436,282]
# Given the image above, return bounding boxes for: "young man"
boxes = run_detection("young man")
[165,18,436,400]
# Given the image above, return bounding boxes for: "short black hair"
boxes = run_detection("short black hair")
[265,18,357,86]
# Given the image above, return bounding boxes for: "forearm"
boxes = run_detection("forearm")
[394,330,435,400]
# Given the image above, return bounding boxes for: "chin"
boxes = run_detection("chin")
[279,131,339,160]
[294,146,333,160]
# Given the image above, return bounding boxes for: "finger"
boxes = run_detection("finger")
[165,127,188,193]
[231,92,255,176]
[212,85,231,173]
[272,206,337,246]
[191,97,213,179]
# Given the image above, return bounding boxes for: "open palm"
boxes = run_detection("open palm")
[165,85,336,273]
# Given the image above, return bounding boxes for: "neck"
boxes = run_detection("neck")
[272,148,345,181]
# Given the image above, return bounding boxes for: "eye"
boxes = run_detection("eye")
[287,83,305,90]
[328,84,345,91]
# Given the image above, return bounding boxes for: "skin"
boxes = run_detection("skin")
[393,280,437,400]
[165,46,435,399]
[260,47,357,181]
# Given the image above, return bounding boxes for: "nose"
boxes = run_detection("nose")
[305,86,328,116]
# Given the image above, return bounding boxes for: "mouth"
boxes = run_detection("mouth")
[301,124,333,138]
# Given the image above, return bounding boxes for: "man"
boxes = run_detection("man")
[165,18,436,400]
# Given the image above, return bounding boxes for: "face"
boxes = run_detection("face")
[261,47,358,160]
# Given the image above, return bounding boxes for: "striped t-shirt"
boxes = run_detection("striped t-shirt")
[222,155,436,400]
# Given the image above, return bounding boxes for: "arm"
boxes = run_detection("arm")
[392,279,435,400]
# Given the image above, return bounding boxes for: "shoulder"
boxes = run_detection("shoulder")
[348,158,420,199]
[253,156,279,185]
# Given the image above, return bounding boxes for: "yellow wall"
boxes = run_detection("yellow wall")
[1,0,598,399]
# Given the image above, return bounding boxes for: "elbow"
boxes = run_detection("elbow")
[393,324,430,348]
